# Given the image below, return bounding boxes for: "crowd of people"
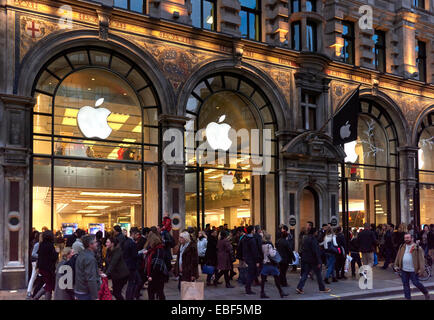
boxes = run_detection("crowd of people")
[26,217,434,300]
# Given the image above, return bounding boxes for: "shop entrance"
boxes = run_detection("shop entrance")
[300,187,319,229]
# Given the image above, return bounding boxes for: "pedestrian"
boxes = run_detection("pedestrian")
[394,233,430,300]
[335,226,347,279]
[235,227,248,285]
[174,231,199,291]
[358,223,377,267]
[74,234,101,300]
[95,231,104,270]
[26,231,41,299]
[296,227,331,294]
[197,231,208,269]
[260,232,288,298]
[131,227,147,299]
[276,225,294,287]
[320,226,339,284]
[105,237,130,300]
[381,224,395,269]
[349,229,362,278]
[204,229,218,286]
[72,229,86,255]
[243,226,261,295]
[392,224,407,254]
[144,232,167,300]
[420,225,430,257]
[54,247,75,300]
[428,224,434,262]
[34,230,58,300]
[159,223,175,274]
[214,230,235,288]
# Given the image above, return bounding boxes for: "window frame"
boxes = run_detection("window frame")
[342,21,355,65]
[413,0,425,9]
[191,0,217,31]
[373,30,386,73]
[306,0,316,12]
[114,0,147,14]
[240,0,262,41]
[306,20,317,52]
[301,92,317,130]
[291,21,301,51]
[416,40,427,82]
[290,0,300,13]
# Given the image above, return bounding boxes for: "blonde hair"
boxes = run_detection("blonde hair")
[61,247,73,260]
[144,232,162,249]
[180,231,191,243]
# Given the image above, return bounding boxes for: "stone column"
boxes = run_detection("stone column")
[395,10,419,79]
[0,94,34,290]
[398,146,418,225]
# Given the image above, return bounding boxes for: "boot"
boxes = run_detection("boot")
[324,278,330,284]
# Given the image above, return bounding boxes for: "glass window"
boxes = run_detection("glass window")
[301,92,317,130]
[241,0,260,41]
[342,21,355,64]
[306,21,317,52]
[291,0,300,13]
[114,0,146,14]
[291,22,301,51]
[306,0,316,12]
[413,0,425,9]
[416,40,427,82]
[373,30,386,73]
[419,126,434,225]
[191,0,216,30]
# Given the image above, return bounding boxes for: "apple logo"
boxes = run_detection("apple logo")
[221,172,235,190]
[205,115,232,151]
[340,121,351,140]
[77,98,112,139]
[344,141,358,163]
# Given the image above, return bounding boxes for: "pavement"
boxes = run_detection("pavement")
[1,264,433,300]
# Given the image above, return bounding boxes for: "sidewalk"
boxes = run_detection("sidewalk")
[1,266,432,300]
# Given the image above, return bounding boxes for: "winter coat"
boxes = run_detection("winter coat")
[37,241,58,272]
[197,237,208,258]
[217,238,233,271]
[427,231,434,250]
[300,235,322,265]
[276,235,294,264]
[121,237,138,271]
[205,236,218,266]
[174,242,199,281]
[105,246,130,280]
[349,237,360,253]
[394,243,426,275]
[243,235,261,265]
[358,229,377,253]
[74,249,101,300]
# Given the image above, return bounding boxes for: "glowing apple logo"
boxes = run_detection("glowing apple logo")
[221,172,235,190]
[340,121,351,140]
[77,98,112,139]
[205,115,232,151]
[344,141,358,163]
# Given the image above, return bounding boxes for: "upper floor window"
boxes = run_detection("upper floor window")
[114,0,146,14]
[291,21,301,51]
[240,0,261,41]
[416,40,427,82]
[413,0,425,9]
[291,0,300,13]
[301,93,317,130]
[191,0,216,30]
[306,20,317,52]
[342,21,355,65]
[306,0,316,12]
[373,30,386,73]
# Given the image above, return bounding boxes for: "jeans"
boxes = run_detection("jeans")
[361,252,374,267]
[325,253,336,279]
[237,267,247,285]
[245,263,258,292]
[350,252,362,276]
[400,271,428,300]
[297,262,325,291]
[382,248,394,269]
[75,292,92,300]
[278,262,289,286]
[126,270,139,300]
[27,261,38,294]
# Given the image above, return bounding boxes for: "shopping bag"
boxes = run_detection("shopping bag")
[201,265,215,275]
[344,255,353,273]
[98,277,112,300]
[290,251,300,266]
[373,252,378,266]
[181,281,204,300]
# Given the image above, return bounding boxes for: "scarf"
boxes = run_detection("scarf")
[146,244,164,277]
[179,242,189,272]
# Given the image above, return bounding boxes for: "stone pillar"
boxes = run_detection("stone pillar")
[224,207,237,229]
[220,0,241,37]
[395,10,419,79]
[159,114,189,232]
[398,146,418,225]
[0,94,34,290]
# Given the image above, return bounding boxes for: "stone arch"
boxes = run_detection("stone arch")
[16,29,176,115]
[176,59,290,131]
[411,104,434,146]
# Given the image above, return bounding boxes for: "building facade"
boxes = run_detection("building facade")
[0,0,433,289]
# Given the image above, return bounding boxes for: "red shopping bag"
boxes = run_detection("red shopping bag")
[98,277,112,300]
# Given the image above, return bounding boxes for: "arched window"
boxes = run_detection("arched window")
[32,47,160,233]
[184,73,278,232]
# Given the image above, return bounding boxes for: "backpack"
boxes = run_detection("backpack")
[267,243,282,264]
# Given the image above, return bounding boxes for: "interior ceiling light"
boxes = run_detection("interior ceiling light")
[132,122,142,133]
[80,192,141,197]
[84,213,104,217]
[85,205,110,209]
[77,210,97,213]
[72,200,123,204]
[61,118,77,126]
[64,108,79,118]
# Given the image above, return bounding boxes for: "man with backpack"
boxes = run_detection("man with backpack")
[394,233,430,300]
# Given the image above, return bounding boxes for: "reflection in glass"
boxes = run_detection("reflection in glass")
[419,127,434,225]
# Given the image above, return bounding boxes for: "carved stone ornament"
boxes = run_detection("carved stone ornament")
[97,9,112,41]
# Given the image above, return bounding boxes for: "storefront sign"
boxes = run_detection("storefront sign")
[289,216,296,227]
[330,216,338,226]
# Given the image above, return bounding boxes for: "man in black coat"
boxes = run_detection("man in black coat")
[296,228,331,294]
[243,226,262,295]
[358,223,377,267]
[381,224,395,269]
[276,225,295,287]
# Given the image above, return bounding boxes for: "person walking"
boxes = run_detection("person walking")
[394,233,430,300]
[214,230,235,288]
[260,233,288,298]
[53,247,75,300]
[197,231,208,270]
[276,225,294,287]
[320,226,338,284]
[381,224,395,270]
[204,229,218,286]
[105,237,130,300]
[34,230,58,300]
[420,225,430,257]
[428,224,434,262]
[74,235,101,300]
[335,226,347,279]
[144,232,168,300]
[235,227,248,285]
[72,229,86,256]
[26,232,41,299]
[243,226,262,295]
[349,229,362,278]
[174,232,199,291]
[296,227,331,294]
[392,224,407,255]
[358,223,377,267]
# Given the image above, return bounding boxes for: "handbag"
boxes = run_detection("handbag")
[181,281,204,300]
[326,241,339,254]
[269,251,282,264]
[290,251,300,266]
[201,264,215,275]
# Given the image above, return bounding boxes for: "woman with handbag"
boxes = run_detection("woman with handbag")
[214,230,235,288]
[144,232,167,300]
[320,226,339,284]
[260,232,288,298]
